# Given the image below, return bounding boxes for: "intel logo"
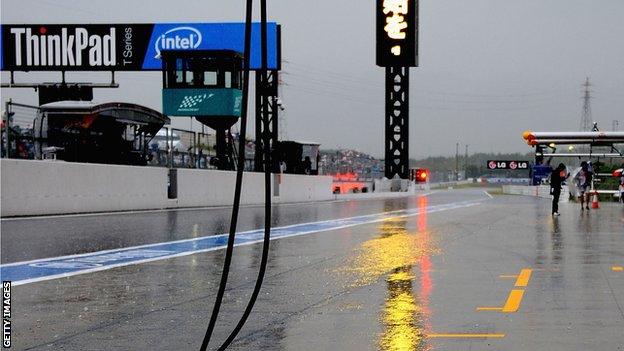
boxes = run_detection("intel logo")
[154,26,202,58]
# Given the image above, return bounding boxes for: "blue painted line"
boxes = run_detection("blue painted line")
[0,199,483,286]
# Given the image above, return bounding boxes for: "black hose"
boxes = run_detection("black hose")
[216,0,271,349]
[199,0,254,349]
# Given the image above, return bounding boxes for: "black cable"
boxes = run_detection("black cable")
[216,0,271,348]
[199,0,253,349]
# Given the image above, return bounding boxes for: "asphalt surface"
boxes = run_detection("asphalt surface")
[2,189,623,350]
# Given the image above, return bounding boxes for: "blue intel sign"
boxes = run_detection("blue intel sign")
[143,23,278,70]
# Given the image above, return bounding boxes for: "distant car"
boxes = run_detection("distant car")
[152,129,183,151]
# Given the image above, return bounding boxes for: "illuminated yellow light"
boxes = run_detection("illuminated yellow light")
[385,15,407,39]
[383,0,408,40]
[549,143,556,148]
[383,0,409,15]
[568,145,575,151]
[522,130,532,140]
[391,45,402,56]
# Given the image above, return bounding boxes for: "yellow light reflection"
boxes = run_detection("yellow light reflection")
[381,266,423,351]
[338,196,434,351]
[341,218,437,287]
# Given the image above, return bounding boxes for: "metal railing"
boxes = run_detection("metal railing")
[147,127,218,169]
[2,100,221,169]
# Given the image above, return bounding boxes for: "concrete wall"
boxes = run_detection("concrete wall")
[502,184,570,202]
[175,169,265,207]
[1,159,333,217]
[175,170,333,207]
[1,159,170,217]
[277,173,333,203]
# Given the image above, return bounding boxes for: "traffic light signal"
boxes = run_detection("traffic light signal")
[412,168,428,183]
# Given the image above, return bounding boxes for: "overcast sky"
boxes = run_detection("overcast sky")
[2,0,623,158]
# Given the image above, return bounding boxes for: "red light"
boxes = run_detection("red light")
[413,168,428,183]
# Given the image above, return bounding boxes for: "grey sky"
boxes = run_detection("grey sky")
[2,0,623,158]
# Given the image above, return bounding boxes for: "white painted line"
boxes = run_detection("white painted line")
[484,190,494,199]
[2,199,483,286]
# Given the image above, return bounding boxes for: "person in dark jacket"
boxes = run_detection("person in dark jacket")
[550,163,568,216]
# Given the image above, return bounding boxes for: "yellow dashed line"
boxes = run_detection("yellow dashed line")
[502,289,525,312]
[427,333,505,338]
[515,269,532,287]
[476,307,503,311]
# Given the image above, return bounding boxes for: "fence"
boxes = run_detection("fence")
[147,128,217,169]
[1,100,39,159]
[1,100,224,170]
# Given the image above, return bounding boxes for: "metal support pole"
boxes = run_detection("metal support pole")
[464,144,468,176]
[254,70,279,172]
[167,127,173,168]
[384,66,409,179]
[455,142,459,180]
[4,99,12,158]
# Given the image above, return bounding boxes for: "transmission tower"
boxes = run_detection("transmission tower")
[580,77,592,131]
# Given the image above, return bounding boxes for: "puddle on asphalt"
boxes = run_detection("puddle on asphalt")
[337,196,435,351]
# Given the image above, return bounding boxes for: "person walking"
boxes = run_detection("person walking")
[550,163,568,216]
[574,161,593,210]
[619,171,624,204]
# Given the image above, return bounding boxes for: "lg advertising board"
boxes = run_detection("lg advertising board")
[0,23,280,71]
[376,0,418,67]
[487,160,530,170]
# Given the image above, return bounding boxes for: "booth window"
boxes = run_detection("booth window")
[224,71,232,88]
[185,71,194,85]
[175,58,185,84]
[204,71,218,87]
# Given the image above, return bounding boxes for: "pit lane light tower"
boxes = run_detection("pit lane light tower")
[376,0,418,179]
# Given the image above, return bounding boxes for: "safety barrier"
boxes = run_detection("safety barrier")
[0,159,333,217]
[502,185,570,202]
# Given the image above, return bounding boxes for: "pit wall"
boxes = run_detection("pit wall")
[0,159,333,217]
[502,184,570,202]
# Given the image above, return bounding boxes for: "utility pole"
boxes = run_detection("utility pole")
[464,144,468,177]
[580,77,592,132]
[4,99,11,159]
[455,142,459,181]
[613,120,620,131]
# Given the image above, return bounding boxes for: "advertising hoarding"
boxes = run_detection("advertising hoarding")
[0,23,279,71]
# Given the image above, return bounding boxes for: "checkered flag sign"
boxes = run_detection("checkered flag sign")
[179,94,208,109]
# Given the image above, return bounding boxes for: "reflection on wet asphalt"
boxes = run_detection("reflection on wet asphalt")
[4,189,624,351]
[379,196,431,351]
[340,216,427,350]
[1,194,451,263]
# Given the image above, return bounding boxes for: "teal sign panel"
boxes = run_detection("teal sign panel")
[162,88,242,117]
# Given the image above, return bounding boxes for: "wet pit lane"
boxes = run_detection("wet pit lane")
[1,189,623,350]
